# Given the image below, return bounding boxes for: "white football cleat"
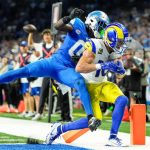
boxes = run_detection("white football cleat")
[106,137,128,147]
[45,123,62,145]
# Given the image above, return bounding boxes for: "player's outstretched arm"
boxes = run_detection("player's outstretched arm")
[54,8,84,32]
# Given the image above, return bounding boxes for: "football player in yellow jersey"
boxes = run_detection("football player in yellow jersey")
[46,22,129,147]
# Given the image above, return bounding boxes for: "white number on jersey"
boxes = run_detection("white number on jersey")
[68,40,85,57]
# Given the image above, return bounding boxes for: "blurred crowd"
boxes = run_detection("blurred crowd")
[0,0,150,121]
[0,0,149,56]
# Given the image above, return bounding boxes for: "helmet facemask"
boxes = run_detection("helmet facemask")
[114,38,128,54]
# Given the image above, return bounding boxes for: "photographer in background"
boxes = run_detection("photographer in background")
[122,49,144,106]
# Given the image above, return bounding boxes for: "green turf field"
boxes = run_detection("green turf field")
[0,107,150,144]
[0,132,27,144]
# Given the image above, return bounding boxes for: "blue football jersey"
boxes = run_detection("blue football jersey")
[56,18,89,67]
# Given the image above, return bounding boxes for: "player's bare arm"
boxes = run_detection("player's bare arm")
[54,19,73,32]
[76,49,96,73]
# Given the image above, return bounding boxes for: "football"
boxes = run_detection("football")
[23,24,37,33]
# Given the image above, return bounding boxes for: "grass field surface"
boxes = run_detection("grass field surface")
[0,107,149,145]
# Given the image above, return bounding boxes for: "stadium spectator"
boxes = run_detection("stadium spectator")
[29,50,43,118]
[122,49,144,105]
[28,29,57,121]
[17,41,33,117]
[0,57,13,110]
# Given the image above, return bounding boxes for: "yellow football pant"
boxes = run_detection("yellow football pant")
[86,81,124,120]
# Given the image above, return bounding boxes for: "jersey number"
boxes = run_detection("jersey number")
[68,40,85,56]
[95,60,107,77]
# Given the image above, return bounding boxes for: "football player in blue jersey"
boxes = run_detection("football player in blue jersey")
[0,8,109,131]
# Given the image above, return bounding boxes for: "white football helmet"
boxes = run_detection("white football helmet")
[85,11,110,38]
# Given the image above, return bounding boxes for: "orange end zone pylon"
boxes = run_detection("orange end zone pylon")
[62,128,89,143]
[122,106,130,122]
[130,104,146,145]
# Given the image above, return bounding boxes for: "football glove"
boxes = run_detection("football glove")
[100,61,125,74]
[62,8,84,24]
[69,8,84,20]
[100,61,119,73]
[115,61,126,75]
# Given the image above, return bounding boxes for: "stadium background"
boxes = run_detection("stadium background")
[0,0,149,149]
[0,0,149,56]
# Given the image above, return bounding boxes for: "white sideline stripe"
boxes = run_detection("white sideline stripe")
[0,117,150,150]
[0,117,51,140]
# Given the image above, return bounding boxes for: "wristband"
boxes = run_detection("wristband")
[95,64,101,70]
[62,16,71,24]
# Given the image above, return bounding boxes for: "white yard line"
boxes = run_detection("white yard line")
[0,117,150,150]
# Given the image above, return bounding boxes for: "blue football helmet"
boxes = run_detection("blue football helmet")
[104,22,129,54]
[85,11,110,38]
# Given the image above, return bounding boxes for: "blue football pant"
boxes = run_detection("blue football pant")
[58,95,128,138]
[0,56,93,116]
